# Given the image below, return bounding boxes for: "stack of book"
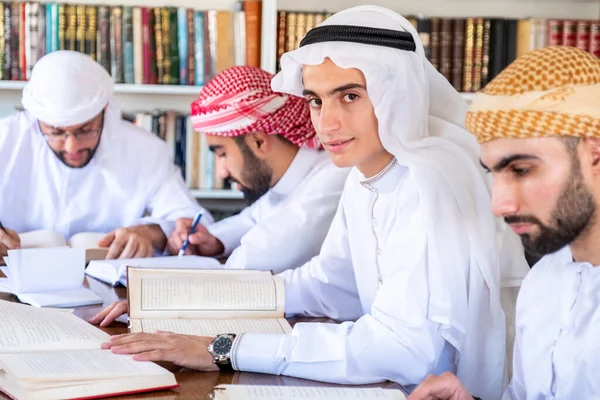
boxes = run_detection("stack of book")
[0,0,263,85]
[277,11,600,93]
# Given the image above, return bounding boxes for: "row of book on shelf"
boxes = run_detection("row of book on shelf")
[123,110,230,192]
[279,11,600,93]
[0,0,263,85]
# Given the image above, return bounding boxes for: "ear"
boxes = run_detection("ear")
[245,131,271,158]
[581,137,600,174]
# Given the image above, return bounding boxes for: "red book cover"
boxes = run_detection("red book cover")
[547,19,563,46]
[141,7,150,84]
[576,20,591,52]
[562,20,577,47]
[590,21,600,58]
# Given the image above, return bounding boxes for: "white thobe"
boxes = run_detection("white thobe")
[208,147,349,273]
[233,162,460,386]
[0,109,212,241]
[504,246,600,400]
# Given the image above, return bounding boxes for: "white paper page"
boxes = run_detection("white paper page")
[17,287,103,308]
[0,350,169,380]
[213,385,407,400]
[85,255,222,287]
[19,230,67,249]
[141,274,278,311]
[9,248,85,293]
[135,318,292,335]
[67,232,106,249]
[0,300,108,352]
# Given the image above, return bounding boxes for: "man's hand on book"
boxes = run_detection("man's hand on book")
[103,331,220,371]
[0,227,20,257]
[167,218,225,257]
[407,372,475,400]
[88,300,128,327]
[99,226,159,259]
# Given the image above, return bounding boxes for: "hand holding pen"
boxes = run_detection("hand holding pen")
[178,212,203,257]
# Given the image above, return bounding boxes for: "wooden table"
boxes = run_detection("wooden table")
[0,277,402,399]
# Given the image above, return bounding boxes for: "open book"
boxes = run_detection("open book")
[85,255,222,287]
[0,248,103,308]
[127,267,293,336]
[0,300,177,400]
[19,230,108,263]
[211,385,407,399]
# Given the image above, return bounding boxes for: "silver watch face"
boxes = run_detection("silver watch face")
[212,336,233,356]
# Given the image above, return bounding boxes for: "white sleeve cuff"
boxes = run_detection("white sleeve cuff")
[233,333,285,375]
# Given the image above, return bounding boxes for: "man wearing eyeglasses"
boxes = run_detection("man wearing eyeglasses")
[0,50,212,259]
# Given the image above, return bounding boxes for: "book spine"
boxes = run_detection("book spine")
[547,19,563,46]
[148,8,158,84]
[451,19,464,92]
[28,2,38,78]
[463,17,474,92]
[133,7,143,84]
[123,6,134,84]
[10,2,19,80]
[276,11,286,71]
[2,4,9,80]
[472,17,484,92]
[244,0,261,67]
[19,2,26,80]
[591,21,600,58]
[439,18,453,82]
[294,12,306,50]
[0,3,4,80]
[51,3,59,52]
[112,6,124,83]
[141,7,150,84]
[37,3,46,59]
[194,11,204,86]
[187,8,195,86]
[576,20,591,52]
[429,17,441,71]
[562,20,577,47]
[76,5,85,53]
[203,10,212,83]
[65,5,76,51]
[169,8,179,84]
[285,12,297,53]
[86,6,97,60]
[481,19,492,87]
[177,7,187,85]
[154,8,164,84]
[97,6,110,74]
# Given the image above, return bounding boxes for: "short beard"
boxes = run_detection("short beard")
[55,147,96,168]
[504,153,596,257]
[233,138,273,205]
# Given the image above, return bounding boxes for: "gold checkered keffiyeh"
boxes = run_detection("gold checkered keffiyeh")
[466,46,600,143]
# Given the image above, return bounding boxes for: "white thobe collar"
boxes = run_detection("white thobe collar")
[270,147,320,197]
[358,157,406,194]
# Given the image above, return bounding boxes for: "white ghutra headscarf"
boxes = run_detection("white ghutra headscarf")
[272,6,528,399]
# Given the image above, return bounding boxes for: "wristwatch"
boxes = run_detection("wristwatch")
[207,333,236,371]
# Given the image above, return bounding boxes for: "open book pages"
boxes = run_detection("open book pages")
[0,248,102,308]
[0,300,108,352]
[85,255,222,287]
[211,385,407,400]
[19,230,108,263]
[0,300,177,399]
[127,267,292,335]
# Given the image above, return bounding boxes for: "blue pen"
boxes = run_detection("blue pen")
[178,212,203,257]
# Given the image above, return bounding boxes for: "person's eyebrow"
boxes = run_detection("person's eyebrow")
[302,83,366,98]
[480,154,540,172]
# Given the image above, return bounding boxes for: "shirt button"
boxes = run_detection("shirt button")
[377,248,382,256]
[372,218,378,227]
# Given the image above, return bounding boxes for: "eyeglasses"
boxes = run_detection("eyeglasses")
[39,111,105,143]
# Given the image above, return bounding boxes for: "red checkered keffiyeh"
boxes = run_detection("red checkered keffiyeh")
[190,66,319,148]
